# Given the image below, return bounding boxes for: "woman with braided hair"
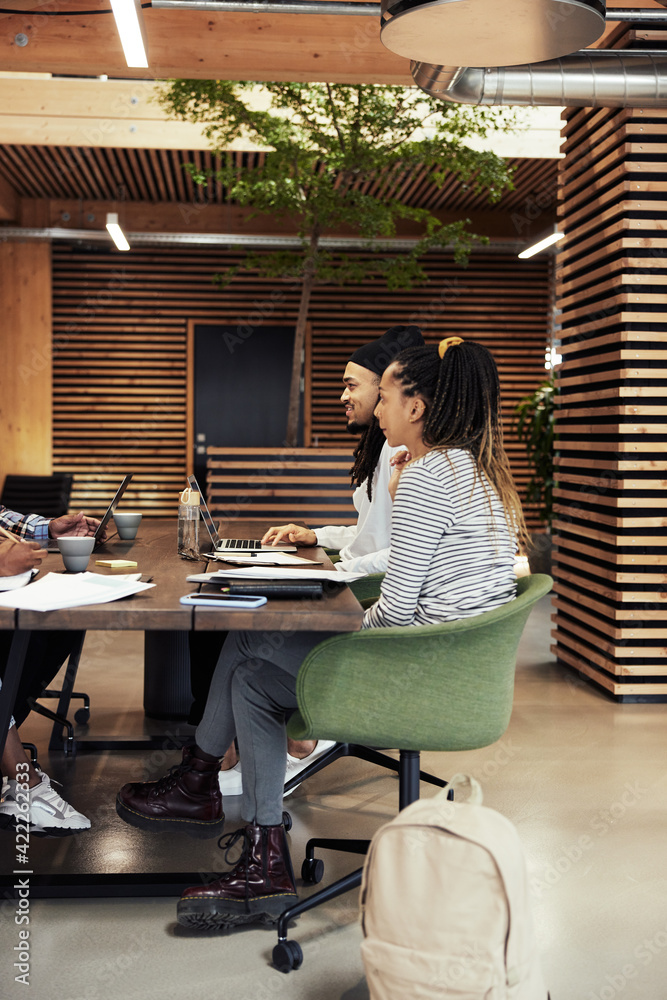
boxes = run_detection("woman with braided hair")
[115,336,524,934]
[368,336,526,627]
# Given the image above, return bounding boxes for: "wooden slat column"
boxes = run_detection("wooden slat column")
[552,90,667,699]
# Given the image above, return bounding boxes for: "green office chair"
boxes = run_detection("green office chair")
[349,572,385,607]
[283,569,448,796]
[273,573,553,972]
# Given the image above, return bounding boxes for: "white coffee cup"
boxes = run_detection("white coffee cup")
[113,511,142,540]
[57,535,95,572]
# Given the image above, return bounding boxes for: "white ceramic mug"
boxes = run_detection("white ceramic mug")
[113,511,142,540]
[57,535,95,572]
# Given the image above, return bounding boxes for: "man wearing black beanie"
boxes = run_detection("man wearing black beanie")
[262,324,425,574]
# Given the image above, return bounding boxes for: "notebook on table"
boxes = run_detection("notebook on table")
[187,475,297,553]
[47,475,133,551]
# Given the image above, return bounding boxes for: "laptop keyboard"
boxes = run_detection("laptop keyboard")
[217,539,262,550]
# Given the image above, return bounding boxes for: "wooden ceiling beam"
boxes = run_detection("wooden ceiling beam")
[0,78,230,150]
[0,0,661,84]
[0,5,411,84]
[19,197,554,241]
[0,0,662,84]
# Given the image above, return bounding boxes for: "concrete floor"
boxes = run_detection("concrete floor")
[3,595,667,1000]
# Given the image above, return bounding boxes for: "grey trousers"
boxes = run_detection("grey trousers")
[195,629,336,826]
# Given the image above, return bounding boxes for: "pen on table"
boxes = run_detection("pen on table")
[0,525,21,545]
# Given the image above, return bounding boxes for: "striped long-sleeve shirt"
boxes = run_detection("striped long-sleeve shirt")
[0,506,50,543]
[362,448,517,629]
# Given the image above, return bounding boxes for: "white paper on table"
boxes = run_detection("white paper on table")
[0,571,155,611]
[187,567,366,584]
[207,551,323,567]
[0,568,39,591]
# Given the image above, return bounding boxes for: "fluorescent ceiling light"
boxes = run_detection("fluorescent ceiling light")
[106,213,131,252]
[518,230,564,259]
[110,0,149,68]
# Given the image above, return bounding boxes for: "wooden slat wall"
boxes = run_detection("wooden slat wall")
[51,244,549,523]
[552,85,667,698]
[207,447,358,525]
[307,256,550,527]
[52,248,188,515]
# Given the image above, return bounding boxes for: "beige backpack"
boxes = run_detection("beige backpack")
[360,776,548,1000]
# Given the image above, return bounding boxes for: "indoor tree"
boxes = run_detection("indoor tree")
[158,81,517,445]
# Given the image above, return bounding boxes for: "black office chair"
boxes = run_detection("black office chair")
[1,474,90,751]
[1,473,74,518]
[31,637,90,754]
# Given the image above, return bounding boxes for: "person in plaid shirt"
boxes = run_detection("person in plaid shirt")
[0,505,101,546]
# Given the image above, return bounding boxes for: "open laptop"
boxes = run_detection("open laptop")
[47,474,133,551]
[187,475,296,552]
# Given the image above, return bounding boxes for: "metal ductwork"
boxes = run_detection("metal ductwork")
[380,0,606,66]
[151,0,667,21]
[412,50,667,107]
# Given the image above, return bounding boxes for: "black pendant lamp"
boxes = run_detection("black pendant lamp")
[380,0,606,66]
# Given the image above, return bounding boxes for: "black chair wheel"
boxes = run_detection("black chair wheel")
[301,857,324,884]
[74,708,90,725]
[282,810,292,832]
[272,940,303,973]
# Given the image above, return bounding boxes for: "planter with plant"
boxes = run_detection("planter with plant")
[515,373,555,574]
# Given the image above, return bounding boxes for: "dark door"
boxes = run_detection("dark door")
[193,324,298,493]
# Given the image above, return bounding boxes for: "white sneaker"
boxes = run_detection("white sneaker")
[218,762,243,796]
[0,770,91,836]
[218,741,338,798]
[284,740,337,797]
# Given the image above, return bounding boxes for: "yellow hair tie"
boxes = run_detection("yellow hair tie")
[438,336,464,359]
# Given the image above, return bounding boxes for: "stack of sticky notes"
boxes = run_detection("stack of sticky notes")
[95,559,138,569]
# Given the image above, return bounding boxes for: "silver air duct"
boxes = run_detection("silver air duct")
[412,51,667,107]
[150,0,667,17]
[380,0,606,66]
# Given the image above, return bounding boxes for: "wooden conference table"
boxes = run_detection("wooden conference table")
[0,519,364,763]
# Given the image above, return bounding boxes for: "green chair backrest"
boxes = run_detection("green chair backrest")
[288,574,553,753]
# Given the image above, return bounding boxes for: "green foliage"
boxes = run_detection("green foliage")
[158,81,517,285]
[515,374,555,527]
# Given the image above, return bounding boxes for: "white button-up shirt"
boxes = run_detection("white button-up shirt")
[314,442,401,576]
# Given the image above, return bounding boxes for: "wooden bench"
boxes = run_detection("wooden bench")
[206,447,357,528]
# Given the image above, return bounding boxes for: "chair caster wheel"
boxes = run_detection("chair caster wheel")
[282,810,292,832]
[74,708,90,725]
[273,940,303,973]
[301,857,324,884]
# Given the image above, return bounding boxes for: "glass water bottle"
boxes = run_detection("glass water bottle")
[178,487,200,560]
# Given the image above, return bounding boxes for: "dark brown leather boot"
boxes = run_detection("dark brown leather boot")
[177,822,298,929]
[116,745,224,839]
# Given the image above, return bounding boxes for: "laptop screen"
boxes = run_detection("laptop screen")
[187,474,219,546]
[95,475,134,541]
